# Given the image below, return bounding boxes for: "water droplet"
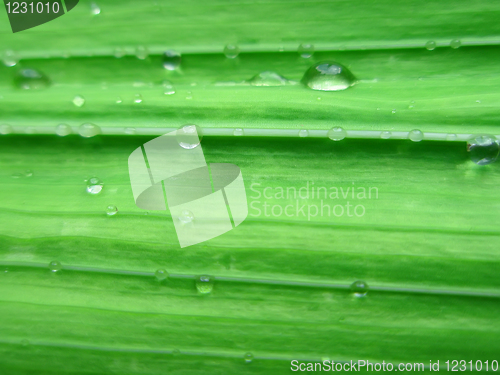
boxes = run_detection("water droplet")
[78,123,101,138]
[162,50,181,70]
[446,133,457,141]
[0,124,13,135]
[116,97,123,104]
[327,127,346,141]
[249,71,288,86]
[196,275,214,294]
[73,95,85,107]
[476,100,481,104]
[408,100,415,109]
[233,128,244,136]
[391,109,396,114]
[301,62,356,91]
[179,209,194,224]
[185,91,192,100]
[114,47,126,58]
[2,50,18,67]
[408,129,424,142]
[244,352,254,363]
[163,80,175,95]
[350,280,368,297]
[106,205,118,216]
[124,127,136,135]
[467,135,499,165]
[24,170,33,177]
[298,43,314,58]
[450,39,461,49]
[224,44,240,59]
[425,41,436,50]
[86,177,103,194]
[299,129,309,137]
[49,261,62,272]
[11,169,33,179]
[380,131,391,139]
[134,94,143,104]
[155,269,169,281]
[90,2,100,15]
[176,124,202,149]
[135,46,148,60]
[14,68,50,90]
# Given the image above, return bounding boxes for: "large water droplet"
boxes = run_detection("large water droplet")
[2,50,18,67]
[249,71,288,86]
[90,2,100,15]
[425,41,436,50]
[450,39,461,49]
[49,261,62,272]
[162,50,181,70]
[73,95,85,107]
[244,352,254,363]
[327,127,346,141]
[299,129,309,137]
[298,43,314,58]
[78,123,101,138]
[196,275,214,294]
[163,80,176,95]
[14,68,50,89]
[176,124,202,149]
[135,46,148,60]
[55,124,72,136]
[350,280,369,297]
[467,135,499,165]
[301,62,356,91]
[224,44,240,59]
[106,205,118,216]
[155,269,169,281]
[86,177,103,194]
[0,124,13,135]
[233,128,244,136]
[408,129,424,142]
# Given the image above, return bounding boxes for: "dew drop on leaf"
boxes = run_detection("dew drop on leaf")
[298,43,314,58]
[106,205,118,216]
[467,135,499,165]
[196,275,214,294]
[49,261,62,272]
[408,129,424,142]
[350,280,369,297]
[425,41,436,50]
[249,71,288,86]
[14,69,50,90]
[327,127,346,141]
[56,124,72,136]
[162,50,181,70]
[301,62,356,91]
[86,177,103,194]
[176,124,202,149]
[155,269,169,281]
[73,95,85,107]
[224,44,240,59]
[79,123,101,138]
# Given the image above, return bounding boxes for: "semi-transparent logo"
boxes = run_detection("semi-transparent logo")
[128,126,248,248]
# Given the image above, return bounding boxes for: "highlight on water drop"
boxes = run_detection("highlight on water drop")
[73,95,85,107]
[86,177,103,195]
[467,134,499,165]
[134,94,143,104]
[2,50,18,67]
[233,128,244,136]
[196,275,214,294]
[163,80,176,95]
[301,62,356,91]
[90,2,101,16]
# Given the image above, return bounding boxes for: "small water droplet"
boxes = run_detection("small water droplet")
[446,133,458,141]
[11,169,33,179]
[244,352,254,363]
[106,205,118,216]
[86,177,103,194]
[391,109,396,114]
[317,97,322,101]
[224,44,240,58]
[14,68,50,90]
[78,123,101,138]
[298,43,314,58]
[163,80,176,95]
[425,41,436,50]
[476,100,481,104]
[2,50,18,67]
[49,261,62,272]
[155,269,169,281]
[249,71,288,86]
[114,47,126,58]
[73,95,85,107]
[408,129,424,142]
[124,127,136,135]
[134,94,143,104]
[301,62,356,91]
[380,131,391,139]
[0,124,13,135]
[350,280,368,297]
[450,39,461,49]
[408,100,415,109]
[116,97,123,104]
[233,128,244,136]
[299,129,309,137]
[90,2,100,15]
[179,209,194,224]
[196,275,214,294]
[176,124,202,149]
[327,127,346,141]
[467,135,499,165]
[135,46,148,60]
[162,50,181,70]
